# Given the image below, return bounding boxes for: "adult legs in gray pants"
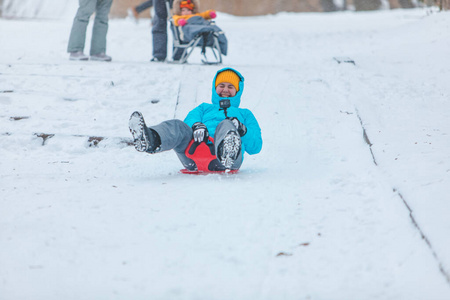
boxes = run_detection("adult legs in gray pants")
[67,0,113,56]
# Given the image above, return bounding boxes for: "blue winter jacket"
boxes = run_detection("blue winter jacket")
[184,68,262,156]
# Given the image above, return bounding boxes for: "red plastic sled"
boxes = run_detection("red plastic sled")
[179,137,239,175]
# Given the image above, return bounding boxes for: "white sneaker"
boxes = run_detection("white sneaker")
[90,52,112,62]
[69,51,88,61]
[150,57,165,63]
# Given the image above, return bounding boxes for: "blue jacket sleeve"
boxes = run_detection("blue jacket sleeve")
[240,109,262,155]
[184,103,205,127]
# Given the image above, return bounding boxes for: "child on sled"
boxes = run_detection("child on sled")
[128,68,262,172]
[171,0,227,59]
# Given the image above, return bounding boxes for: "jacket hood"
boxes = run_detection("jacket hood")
[211,68,245,108]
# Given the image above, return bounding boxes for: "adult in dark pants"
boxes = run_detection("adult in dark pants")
[151,0,183,62]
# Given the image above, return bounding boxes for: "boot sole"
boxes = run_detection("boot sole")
[129,111,149,152]
[218,131,241,170]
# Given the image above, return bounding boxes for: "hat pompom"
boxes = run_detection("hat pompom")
[180,0,195,10]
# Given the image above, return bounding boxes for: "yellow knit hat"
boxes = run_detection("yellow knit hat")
[215,70,240,91]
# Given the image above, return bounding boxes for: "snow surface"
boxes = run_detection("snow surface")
[1,7,450,300]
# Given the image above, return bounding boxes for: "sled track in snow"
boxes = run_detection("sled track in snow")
[355,108,377,166]
[173,65,185,119]
[355,108,450,285]
[394,189,450,284]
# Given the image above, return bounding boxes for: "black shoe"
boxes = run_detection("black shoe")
[128,111,160,153]
[217,130,241,170]
[150,57,165,62]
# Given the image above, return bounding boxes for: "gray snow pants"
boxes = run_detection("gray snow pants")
[67,0,113,55]
[149,119,243,171]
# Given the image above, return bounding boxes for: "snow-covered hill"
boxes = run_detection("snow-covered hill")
[1,7,450,300]
[1,0,77,19]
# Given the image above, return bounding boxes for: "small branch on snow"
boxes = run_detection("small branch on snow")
[276,252,293,257]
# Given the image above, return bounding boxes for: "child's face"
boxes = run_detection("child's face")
[181,7,193,15]
[216,82,237,98]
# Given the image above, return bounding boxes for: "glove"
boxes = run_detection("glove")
[192,122,209,143]
[209,10,216,19]
[178,18,187,26]
[230,117,247,137]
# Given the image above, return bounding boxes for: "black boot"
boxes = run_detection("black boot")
[128,111,161,153]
